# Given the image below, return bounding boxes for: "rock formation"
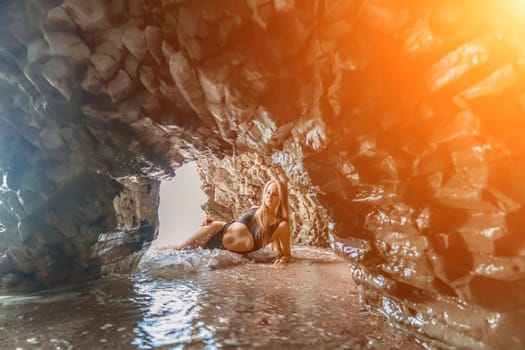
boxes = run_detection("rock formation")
[1,0,525,347]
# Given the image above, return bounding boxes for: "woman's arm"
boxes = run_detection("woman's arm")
[271,221,291,265]
[271,240,282,256]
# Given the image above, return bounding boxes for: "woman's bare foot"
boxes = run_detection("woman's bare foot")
[155,244,181,251]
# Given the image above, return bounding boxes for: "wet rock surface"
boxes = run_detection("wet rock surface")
[1,0,525,347]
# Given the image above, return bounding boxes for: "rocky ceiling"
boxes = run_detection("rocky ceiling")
[1,0,525,348]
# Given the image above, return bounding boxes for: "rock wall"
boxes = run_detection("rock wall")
[0,172,159,292]
[1,0,525,348]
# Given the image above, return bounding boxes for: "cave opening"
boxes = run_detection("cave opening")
[154,162,207,248]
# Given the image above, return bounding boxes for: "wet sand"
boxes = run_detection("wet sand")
[0,247,424,349]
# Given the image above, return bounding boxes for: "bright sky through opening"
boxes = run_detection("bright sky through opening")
[155,162,206,247]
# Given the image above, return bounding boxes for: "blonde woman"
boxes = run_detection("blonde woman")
[161,179,292,265]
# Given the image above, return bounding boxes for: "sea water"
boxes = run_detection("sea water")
[0,246,422,349]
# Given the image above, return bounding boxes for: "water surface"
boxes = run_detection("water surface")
[0,247,423,349]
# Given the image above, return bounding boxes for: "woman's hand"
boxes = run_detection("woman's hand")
[273,255,291,265]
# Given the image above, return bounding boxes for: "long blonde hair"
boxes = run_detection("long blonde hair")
[254,179,290,245]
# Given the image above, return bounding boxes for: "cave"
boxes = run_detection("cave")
[1,0,525,348]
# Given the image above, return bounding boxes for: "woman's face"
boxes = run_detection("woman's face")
[264,182,280,211]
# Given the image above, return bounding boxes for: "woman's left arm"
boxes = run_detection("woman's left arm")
[272,221,291,265]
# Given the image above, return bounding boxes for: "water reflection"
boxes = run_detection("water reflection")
[0,247,423,350]
[132,278,218,349]
[128,247,423,349]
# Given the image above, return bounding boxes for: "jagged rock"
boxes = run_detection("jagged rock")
[122,26,148,61]
[122,52,140,80]
[138,65,158,94]
[81,64,104,93]
[0,254,14,275]
[3,1,525,348]
[23,61,53,95]
[144,25,164,65]
[44,31,91,64]
[7,246,34,274]
[8,17,40,46]
[46,5,78,32]
[168,51,215,126]
[16,221,33,242]
[39,123,65,149]
[106,69,135,103]
[61,0,112,32]
[90,53,120,82]
[27,38,50,63]
[3,192,27,220]
[42,56,76,100]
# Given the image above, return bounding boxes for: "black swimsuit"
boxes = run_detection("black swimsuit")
[204,222,231,250]
[204,207,283,251]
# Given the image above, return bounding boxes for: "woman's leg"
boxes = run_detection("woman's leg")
[174,221,226,250]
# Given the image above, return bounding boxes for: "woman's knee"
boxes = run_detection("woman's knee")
[210,221,225,232]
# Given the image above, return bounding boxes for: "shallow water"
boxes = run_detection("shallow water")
[0,246,423,349]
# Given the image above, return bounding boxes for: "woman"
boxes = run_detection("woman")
[161,179,292,265]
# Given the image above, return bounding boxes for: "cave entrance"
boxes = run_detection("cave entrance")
[154,162,207,247]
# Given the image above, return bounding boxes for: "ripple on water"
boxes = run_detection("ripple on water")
[1,246,423,350]
[132,247,280,348]
[133,246,365,349]
[138,246,279,278]
[131,277,216,349]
